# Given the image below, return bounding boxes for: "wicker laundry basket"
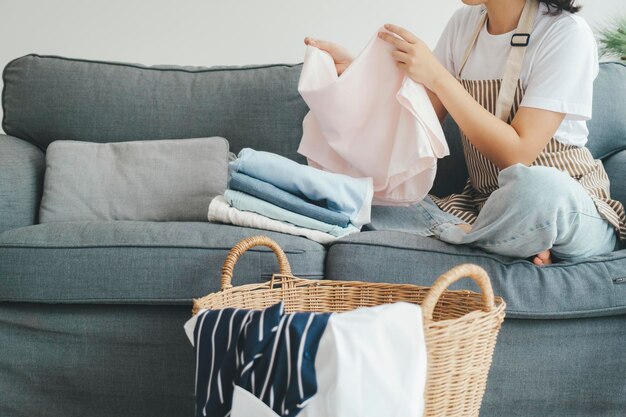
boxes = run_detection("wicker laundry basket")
[193,235,506,417]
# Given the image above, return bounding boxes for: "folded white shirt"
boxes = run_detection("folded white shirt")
[208,195,348,244]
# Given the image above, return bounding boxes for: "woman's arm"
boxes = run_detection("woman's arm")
[431,70,566,169]
[379,24,566,170]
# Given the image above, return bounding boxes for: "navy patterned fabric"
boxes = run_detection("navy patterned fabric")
[193,302,331,417]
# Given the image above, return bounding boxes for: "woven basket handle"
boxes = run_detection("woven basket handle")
[220,235,292,290]
[421,263,495,321]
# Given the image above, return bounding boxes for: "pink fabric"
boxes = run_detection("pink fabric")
[297,26,449,206]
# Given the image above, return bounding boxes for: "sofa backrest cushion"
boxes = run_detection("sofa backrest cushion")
[429,116,468,198]
[2,54,308,163]
[586,62,626,159]
[2,55,624,198]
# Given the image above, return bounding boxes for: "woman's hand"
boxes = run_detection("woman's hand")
[377,23,446,90]
[304,37,354,76]
[379,23,564,170]
[377,24,449,122]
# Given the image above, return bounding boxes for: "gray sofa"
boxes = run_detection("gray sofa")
[1,54,624,417]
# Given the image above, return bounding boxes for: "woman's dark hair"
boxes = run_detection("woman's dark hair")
[539,1,582,15]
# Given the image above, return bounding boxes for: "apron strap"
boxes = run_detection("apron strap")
[496,0,539,121]
[457,0,539,122]
[457,9,488,79]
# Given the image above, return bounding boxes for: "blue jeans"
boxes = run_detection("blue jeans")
[229,148,373,227]
[367,164,619,260]
[224,189,360,238]
[229,172,351,227]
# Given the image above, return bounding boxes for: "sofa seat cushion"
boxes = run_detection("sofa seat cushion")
[0,221,325,304]
[325,231,626,319]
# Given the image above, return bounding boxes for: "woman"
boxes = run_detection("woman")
[303,0,626,266]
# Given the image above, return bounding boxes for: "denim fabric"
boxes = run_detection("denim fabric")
[230,148,373,227]
[368,164,619,260]
[366,195,467,236]
[224,190,359,238]
[229,172,351,227]
[435,164,619,260]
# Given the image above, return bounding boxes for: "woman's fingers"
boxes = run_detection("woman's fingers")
[378,31,411,53]
[304,37,331,51]
[304,37,354,69]
[390,50,410,63]
[383,23,419,44]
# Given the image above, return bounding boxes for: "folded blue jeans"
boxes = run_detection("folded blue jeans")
[229,148,373,227]
[367,164,619,261]
[224,189,360,238]
[229,172,351,227]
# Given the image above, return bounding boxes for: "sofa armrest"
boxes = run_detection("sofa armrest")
[0,134,45,234]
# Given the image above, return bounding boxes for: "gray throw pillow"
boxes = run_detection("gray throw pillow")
[39,137,229,222]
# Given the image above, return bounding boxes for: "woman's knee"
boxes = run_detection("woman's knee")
[496,164,583,206]
[499,164,566,191]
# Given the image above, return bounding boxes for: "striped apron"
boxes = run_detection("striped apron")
[430,0,626,243]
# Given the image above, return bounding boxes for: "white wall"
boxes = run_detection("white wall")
[1,0,624,132]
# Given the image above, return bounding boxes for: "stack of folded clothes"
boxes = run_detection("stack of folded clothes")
[208,148,374,244]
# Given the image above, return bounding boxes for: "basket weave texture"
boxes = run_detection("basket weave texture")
[193,235,506,417]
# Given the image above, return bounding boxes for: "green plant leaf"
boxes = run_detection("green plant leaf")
[598,15,626,60]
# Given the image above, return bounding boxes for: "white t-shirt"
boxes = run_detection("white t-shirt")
[433,2,599,147]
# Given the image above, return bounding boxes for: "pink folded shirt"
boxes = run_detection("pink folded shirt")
[297,26,449,206]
